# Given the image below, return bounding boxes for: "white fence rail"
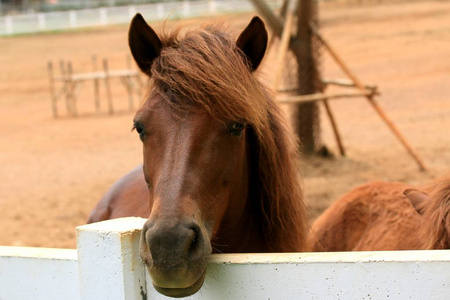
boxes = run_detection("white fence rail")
[1,217,450,299]
[0,247,79,299]
[0,0,280,36]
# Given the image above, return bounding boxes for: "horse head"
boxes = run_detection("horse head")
[405,180,450,250]
[128,14,268,297]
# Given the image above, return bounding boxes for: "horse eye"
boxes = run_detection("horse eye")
[133,122,145,142]
[229,122,245,136]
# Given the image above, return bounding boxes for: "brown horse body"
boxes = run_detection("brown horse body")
[89,15,308,297]
[311,178,450,251]
[88,165,149,221]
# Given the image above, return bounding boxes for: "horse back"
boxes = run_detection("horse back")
[87,165,150,223]
[311,181,423,251]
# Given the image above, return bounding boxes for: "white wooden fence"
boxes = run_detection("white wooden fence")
[1,217,449,299]
[0,0,280,36]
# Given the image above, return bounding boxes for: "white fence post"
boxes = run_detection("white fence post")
[183,1,190,17]
[99,7,108,26]
[69,10,77,28]
[209,0,217,14]
[156,3,164,20]
[5,16,13,34]
[128,5,137,20]
[76,217,147,300]
[37,13,46,30]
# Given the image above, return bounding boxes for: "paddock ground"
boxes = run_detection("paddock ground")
[0,0,449,248]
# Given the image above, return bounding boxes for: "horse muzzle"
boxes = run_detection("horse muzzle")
[140,217,212,297]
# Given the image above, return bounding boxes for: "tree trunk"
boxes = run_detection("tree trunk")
[291,0,322,154]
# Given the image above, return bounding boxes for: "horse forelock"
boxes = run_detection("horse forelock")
[144,24,308,252]
[149,24,269,133]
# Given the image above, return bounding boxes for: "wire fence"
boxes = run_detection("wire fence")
[0,0,280,36]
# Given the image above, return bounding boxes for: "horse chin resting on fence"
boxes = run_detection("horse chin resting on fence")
[310,178,450,252]
[88,14,309,298]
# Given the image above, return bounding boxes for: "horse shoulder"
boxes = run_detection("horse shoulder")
[87,165,150,223]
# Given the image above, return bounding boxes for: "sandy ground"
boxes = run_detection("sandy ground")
[0,0,449,249]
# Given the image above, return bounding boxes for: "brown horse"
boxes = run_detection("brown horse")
[311,178,450,251]
[88,14,308,297]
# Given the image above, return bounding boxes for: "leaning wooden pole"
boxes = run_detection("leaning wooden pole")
[322,100,345,156]
[272,1,295,90]
[249,0,303,60]
[310,23,427,171]
[266,0,288,55]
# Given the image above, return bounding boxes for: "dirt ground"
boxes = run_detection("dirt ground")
[0,0,449,249]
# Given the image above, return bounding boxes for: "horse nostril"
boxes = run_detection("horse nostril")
[181,221,206,260]
[188,225,200,254]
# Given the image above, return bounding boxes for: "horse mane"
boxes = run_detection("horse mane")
[147,24,308,252]
[247,100,309,252]
[422,178,450,249]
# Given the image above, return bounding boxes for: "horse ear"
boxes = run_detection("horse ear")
[236,16,268,71]
[128,13,162,76]
[404,188,429,215]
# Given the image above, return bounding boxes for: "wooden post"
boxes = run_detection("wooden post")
[128,55,144,99]
[310,23,427,171]
[47,61,58,118]
[126,55,134,111]
[103,58,114,114]
[59,59,66,77]
[92,55,100,113]
[59,60,72,116]
[67,61,77,116]
[135,72,144,91]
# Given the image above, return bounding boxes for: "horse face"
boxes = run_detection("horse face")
[133,96,248,297]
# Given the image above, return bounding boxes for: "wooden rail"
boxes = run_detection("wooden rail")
[278,89,376,104]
